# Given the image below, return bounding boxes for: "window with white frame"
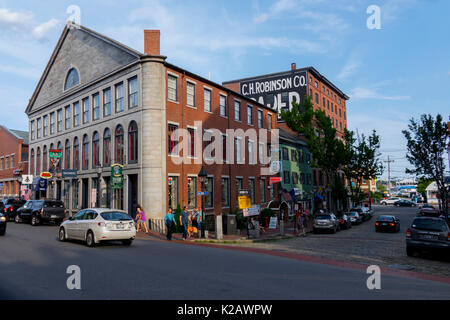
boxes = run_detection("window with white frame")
[168,75,178,102]
[204,88,211,112]
[220,95,227,117]
[187,82,195,107]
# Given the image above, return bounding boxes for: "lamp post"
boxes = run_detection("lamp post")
[198,165,207,238]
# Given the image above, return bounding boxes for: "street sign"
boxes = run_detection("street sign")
[243,205,260,217]
[269,177,282,185]
[40,172,53,179]
[49,149,62,158]
[238,195,252,210]
[62,169,78,178]
[22,175,33,185]
[198,191,209,196]
[111,164,123,189]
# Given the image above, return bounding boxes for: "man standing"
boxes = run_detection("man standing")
[165,208,176,241]
[180,206,190,240]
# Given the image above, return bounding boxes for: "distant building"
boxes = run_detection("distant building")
[0,126,29,198]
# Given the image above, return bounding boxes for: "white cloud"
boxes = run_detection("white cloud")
[349,87,411,101]
[338,58,361,80]
[0,64,41,80]
[32,18,60,40]
[0,8,33,29]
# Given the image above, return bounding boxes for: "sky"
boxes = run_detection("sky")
[0,0,449,181]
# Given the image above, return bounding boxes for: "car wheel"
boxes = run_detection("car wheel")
[406,246,415,257]
[86,231,96,248]
[59,227,67,242]
[122,239,133,246]
[15,214,22,224]
[31,215,40,226]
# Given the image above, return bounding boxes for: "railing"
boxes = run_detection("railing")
[148,219,166,235]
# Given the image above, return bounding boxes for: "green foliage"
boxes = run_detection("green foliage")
[261,208,276,218]
[232,208,247,230]
[174,204,182,233]
[416,177,433,195]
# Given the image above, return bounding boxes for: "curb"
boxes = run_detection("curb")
[191,235,295,244]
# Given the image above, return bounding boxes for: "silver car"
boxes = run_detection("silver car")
[313,213,340,233]
[59,208,136,247]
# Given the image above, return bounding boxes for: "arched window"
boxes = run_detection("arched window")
[73,137,79,170]
[65,139,71,169]
[82,134,89,170]
[128,121,138,164]
[65,68,80,91]
[57,141,62,170]
[42,146,47,173]
[92,131,100,168]
[103,128,111,167]
[30,149,35,176]
[115,125,124,164]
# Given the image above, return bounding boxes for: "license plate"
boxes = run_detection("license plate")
[420,234,437,240]
[116,224,125,230]
[51,215,59,219]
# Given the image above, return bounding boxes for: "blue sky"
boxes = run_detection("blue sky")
[0,0,449,180]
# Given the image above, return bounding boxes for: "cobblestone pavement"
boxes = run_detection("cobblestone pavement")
[232,205,450,277]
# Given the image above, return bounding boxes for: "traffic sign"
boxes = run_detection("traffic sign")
[238,195,252,210]
[22,175,33,184]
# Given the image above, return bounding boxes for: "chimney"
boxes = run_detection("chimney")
[291,63,296,71]
[144,30,161,55]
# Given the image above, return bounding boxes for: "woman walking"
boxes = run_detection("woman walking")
[164,208,176,240]
[136,205,149,234]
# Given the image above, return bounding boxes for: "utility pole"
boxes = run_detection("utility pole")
[384,156,395,196]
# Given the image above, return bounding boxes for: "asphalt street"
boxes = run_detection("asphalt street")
[0,210,449,300]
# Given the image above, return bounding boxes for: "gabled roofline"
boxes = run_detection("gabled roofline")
[0,125,27,145]
[25,23,144,115]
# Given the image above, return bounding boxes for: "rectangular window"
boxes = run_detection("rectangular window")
[82,98,90,124]
[236,178,243,197]
[206,177,214,208]
[249,178,255,204]
[204,88,211,112]
[93,93,100,120]
[187,177,197,209]
[65,106,71,130]
[64,181,70,210]
[234,100,241,121]
[43,115,49,136]
[284,171,290,184]
[168,176,179,210]
[115,82,124,113]
[168,124,179,156]
[258,110,263,128]
[188,128,196,158]
[248,140,255,165]
[187,82,195,107]
[168,75,178,102]
[73,102,80,127]
[268,113,272,130]
[315,93,319,104]
[259,142,266,165]
[31,121,35,140]
[72,180,79,209]
[128,76,138,109]
[291,149,297,162]
[247,105,253,125]
[103,88,111,117]
[260,179,266,203]
[57,109,63,132]
[235,138,243,164]
[50,113,55,134]
[220,95,227,117]
[36,118,42,138]
[221,177,230,207]
[282,148,289,161]
[5,156,9,169]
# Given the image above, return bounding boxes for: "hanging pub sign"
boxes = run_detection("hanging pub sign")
[40,172,53,179]
[49,149,62,159]
[111,164,123,190]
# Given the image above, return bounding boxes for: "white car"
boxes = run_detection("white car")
[380,197,401,205]
[59,208,136,247]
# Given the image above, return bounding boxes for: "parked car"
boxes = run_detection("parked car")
[406,217,450,256]
[0,201,5,216]
[350,207,368,221]
[0,212,6,236]
[419,204,435,210]
[59,209,136,247]
[313,213,340,233]
[338,214,352,230]
[361,206,373,219]
[375,215,400,233]
[16,200,66,226]
[394,199,416,207]
[2,198,26,221]
[380,197,401,205]
[348,211,363,225]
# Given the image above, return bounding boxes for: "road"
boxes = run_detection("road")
[236,205,450,277]
[0,209,449,300]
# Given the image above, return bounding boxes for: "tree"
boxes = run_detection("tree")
[416,177,433,199]
[402,114,449,219]
[281,96,347,212]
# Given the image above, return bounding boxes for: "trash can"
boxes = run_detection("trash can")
[223,215,237,235]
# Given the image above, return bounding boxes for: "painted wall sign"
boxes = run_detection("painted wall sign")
[111,164,123,189]
[240,70,308,117]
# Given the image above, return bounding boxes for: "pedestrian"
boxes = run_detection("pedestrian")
[164,208,176,240]
[297,213,306,237]
[192,207,199,229]
[180,206,189,240]
[196,207,203,237]
[136,204,149,234]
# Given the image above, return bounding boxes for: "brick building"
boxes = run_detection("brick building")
[0,126,29,198]
[25,24,278,221]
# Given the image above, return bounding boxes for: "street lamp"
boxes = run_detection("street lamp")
[198,165,207,238]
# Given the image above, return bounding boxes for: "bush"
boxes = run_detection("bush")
[174,204,182,233]
[261,208,276,218]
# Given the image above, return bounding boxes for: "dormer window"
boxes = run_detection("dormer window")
[65,68,80,91]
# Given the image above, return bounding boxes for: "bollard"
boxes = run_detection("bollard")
[280,220,285,236]
[215,215,223,240]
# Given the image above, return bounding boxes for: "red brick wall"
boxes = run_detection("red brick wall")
[165,67,276,215]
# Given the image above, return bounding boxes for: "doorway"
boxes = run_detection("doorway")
[128,174,138,219]
[82,178,89,209]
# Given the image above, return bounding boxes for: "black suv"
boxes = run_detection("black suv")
[16,200,66,226]
[406,217,449,257]
[2,198,26,222]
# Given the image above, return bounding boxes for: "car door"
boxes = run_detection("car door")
[66,211,85,239]
[77,210,96,240]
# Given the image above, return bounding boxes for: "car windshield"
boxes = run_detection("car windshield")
[316,215,331,220]
[412,219,448,232]
[377,216,394,221]
[101,212,132,221]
